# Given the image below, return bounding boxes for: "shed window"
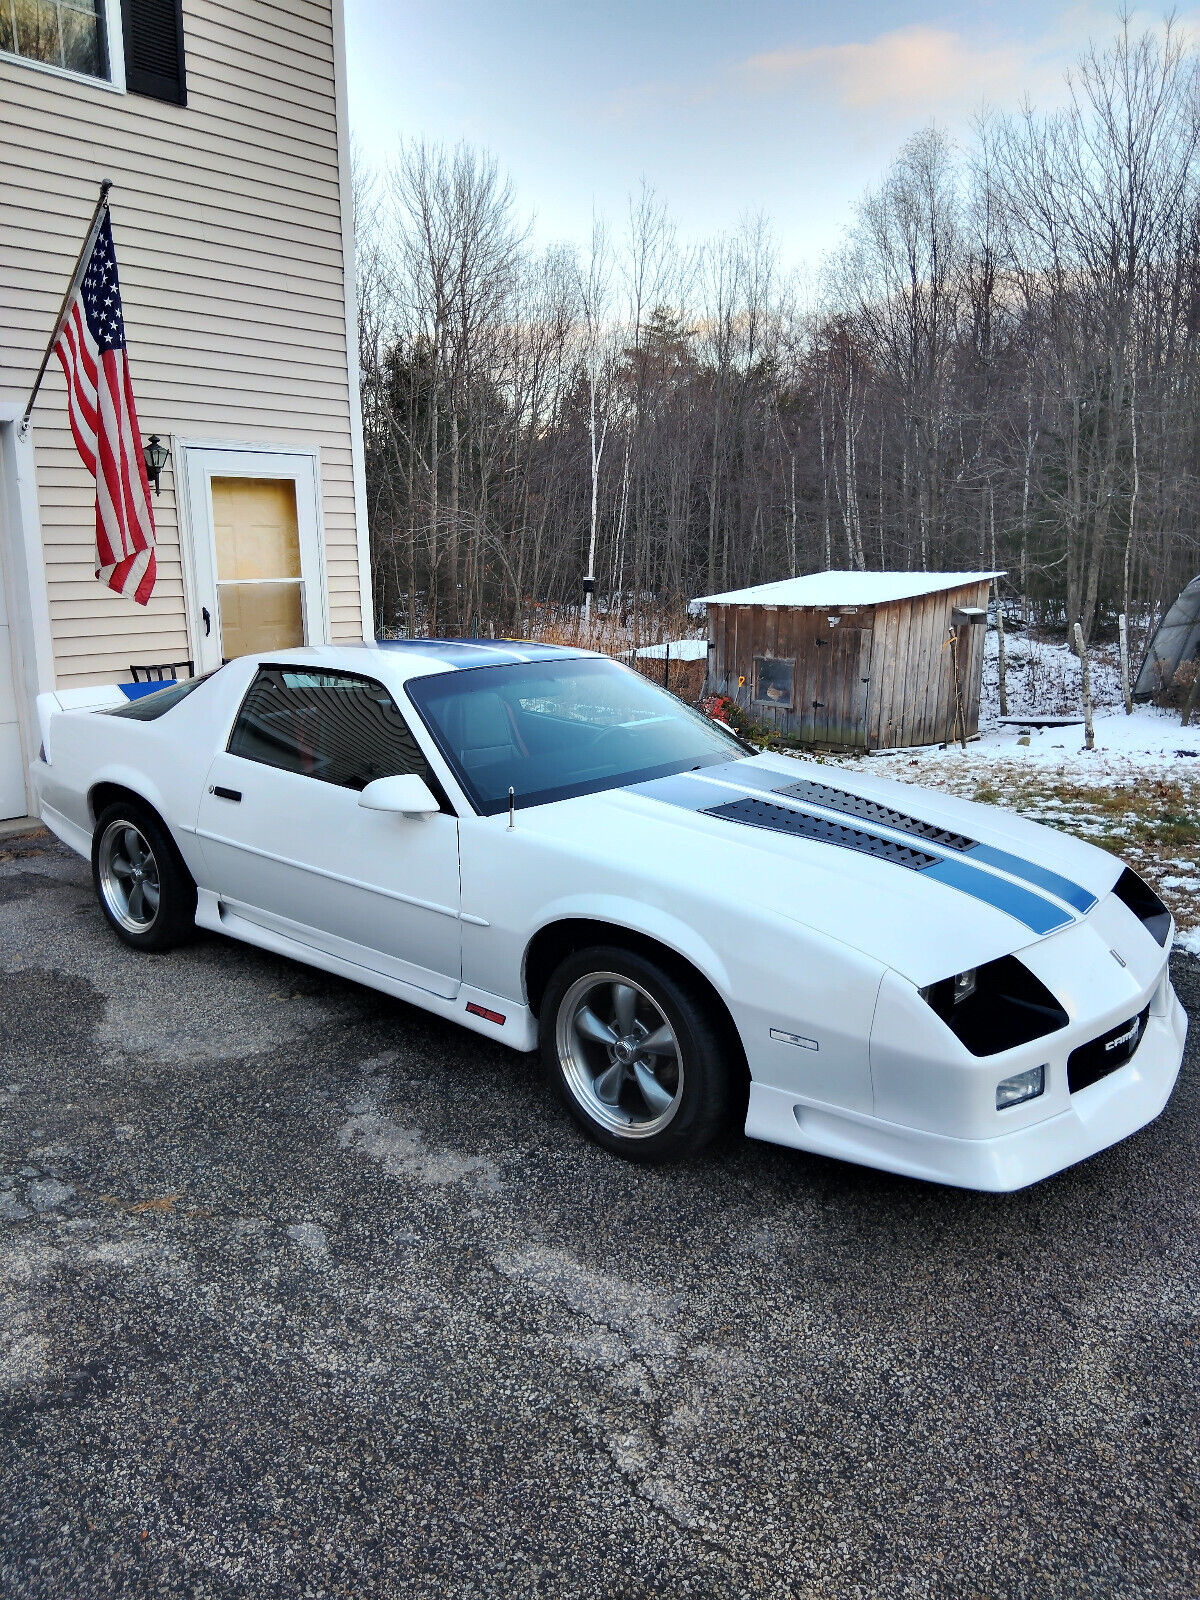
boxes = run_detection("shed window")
[754,657,795,709]
[120,0,184,104]
[0,0,107,78]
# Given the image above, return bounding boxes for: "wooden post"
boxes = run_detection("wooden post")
[1074,622,1095,750]
[996,601,1009,718]
[948,627,967,750]
[1119,613,1133,714]
[663,639,670,692]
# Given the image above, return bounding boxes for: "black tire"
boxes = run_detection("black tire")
[91,799,197,952]
[540,944,735,1162]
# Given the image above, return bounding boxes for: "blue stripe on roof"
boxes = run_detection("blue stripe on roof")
[118,680,173,700]
[374,638,577,667]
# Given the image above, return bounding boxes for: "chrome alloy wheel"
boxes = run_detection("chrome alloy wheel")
[98,820,161,934]
[555,971,684,1138]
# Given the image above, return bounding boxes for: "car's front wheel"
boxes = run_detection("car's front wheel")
[91,800,196,951]
[540,945,736,1162]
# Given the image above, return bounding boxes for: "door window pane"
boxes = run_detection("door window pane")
[210,476,305,659]
[212,477,302,581]
[217,581,303,661]
[6,0,106,75]
[229,667,431,791]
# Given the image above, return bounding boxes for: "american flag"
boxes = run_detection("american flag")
[53,211,157,605]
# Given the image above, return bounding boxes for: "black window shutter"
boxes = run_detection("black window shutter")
[120,0,187,106]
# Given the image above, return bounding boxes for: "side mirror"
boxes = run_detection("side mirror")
[358,773,440,818]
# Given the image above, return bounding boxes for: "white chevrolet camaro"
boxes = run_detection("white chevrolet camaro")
[31,640,1187,1190]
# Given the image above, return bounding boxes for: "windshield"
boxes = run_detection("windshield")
[406,656,746,815]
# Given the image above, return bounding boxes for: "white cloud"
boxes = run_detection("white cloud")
[737,25,1030,116]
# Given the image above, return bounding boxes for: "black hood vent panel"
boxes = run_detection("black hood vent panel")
[703,795,939,870]
[773,778,975,852]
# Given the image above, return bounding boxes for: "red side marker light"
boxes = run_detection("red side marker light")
[466,1002,506,1026]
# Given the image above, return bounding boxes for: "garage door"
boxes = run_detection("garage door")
[0,556,26,820]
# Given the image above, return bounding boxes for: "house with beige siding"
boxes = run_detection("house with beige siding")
[0,0,372,821]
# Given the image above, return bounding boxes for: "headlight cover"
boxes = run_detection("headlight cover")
[1112,866,1171,946]
[919,956,1068,1057]
[996,1063,1046,1110]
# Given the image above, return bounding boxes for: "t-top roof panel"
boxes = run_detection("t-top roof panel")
[695,570,1002,609]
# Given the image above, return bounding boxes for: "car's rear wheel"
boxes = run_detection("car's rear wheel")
[540,944,735,1162]
[91,800,196,951]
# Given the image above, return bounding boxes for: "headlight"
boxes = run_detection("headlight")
[919,956,1068,1057]
[996,1064,1046,1109]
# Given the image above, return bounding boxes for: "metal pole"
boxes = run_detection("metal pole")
[18,178,113,437]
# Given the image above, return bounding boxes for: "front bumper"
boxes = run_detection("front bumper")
[744,978,1187,1192]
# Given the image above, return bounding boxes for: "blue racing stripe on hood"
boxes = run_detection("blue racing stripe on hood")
[922,857,1072,935]
[965,843,1096,915]
[764,774,1096,915]
[633,774,1073,936]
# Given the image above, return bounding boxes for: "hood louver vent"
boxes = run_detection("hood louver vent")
[773,778,975,851]
[703,796,939,870]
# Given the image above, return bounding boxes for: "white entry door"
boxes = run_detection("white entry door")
[0,552,24,819]
[180,445,329,675]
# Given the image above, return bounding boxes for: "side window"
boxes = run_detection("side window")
[229,667,431,791]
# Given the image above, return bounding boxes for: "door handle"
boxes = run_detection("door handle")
[209,785,241,802]
[202,606,211,636]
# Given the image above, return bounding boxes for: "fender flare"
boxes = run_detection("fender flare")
[522,891,734,1003]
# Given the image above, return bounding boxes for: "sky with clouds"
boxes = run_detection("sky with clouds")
[343,2,1181,271]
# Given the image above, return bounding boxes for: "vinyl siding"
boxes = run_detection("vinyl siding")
[0,0,364,689]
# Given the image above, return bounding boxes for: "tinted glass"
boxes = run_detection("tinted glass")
[6,0,106,76]
[406,656,744,815]
[109,672,215,721]
[229,667,429,791]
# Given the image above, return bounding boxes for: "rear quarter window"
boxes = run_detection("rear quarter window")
[108,673,216,721]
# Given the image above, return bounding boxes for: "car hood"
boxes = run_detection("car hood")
[522,753,1125,988]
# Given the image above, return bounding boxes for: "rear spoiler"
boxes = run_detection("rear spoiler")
[35,681,166,757]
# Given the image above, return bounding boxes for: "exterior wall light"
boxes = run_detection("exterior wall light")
[143,434,169,496]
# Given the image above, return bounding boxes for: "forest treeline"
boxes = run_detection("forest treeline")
[357,18,1200,649]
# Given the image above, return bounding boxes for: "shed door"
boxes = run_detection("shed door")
[796,618,873,748]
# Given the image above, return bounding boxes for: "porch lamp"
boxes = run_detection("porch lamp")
[143,434,169,497]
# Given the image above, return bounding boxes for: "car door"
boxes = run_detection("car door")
[195,664,461,998]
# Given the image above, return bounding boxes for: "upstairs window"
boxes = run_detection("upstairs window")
[0,0,108,79]
[120,0,185,104]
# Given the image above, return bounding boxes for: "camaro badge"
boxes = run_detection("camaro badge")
[1106,1017,1141,1053]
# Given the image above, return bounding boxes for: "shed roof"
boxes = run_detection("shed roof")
[695,570,1002,609]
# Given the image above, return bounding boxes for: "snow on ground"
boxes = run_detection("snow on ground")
[816,627,1200,944]
[629,638,710,661]
[981,624,1127,720]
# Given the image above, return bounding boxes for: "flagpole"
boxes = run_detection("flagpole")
[18,178,113,438]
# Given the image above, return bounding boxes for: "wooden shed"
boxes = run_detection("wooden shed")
[699,570,999,751]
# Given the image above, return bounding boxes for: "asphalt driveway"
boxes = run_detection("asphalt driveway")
[2,831,1198,1599]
